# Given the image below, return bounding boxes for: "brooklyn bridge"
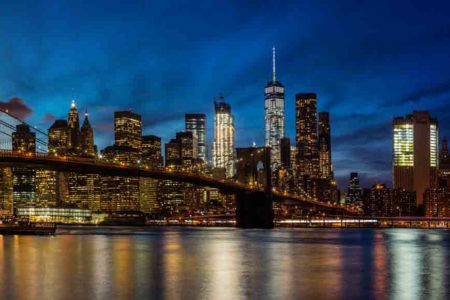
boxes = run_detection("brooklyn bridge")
[0,107,355,228]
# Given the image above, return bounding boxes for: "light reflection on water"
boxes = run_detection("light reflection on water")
[0,228,449,299]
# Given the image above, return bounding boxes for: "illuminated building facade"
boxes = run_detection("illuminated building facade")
[48,119,70,206]
[264,47,285,168]
[290,146,298,171]
[0,168,13,214]
[140,135,161,213]
[12,124,36,209]
[393,111,438,209]
[185,114,206,163]
[345,172,363,208]
[114,111,142,151]
[79,112,96,158]
[438,137,450,188]
[101,145,141,212]
[212,99,235,178]
[424,188,450,217]
[368,183,391,216]
[162,131,200,215]
[296,93,319,177]
[142,135,163,167]
[99,111,143,213]
[296,93,319,197]
[48,120,69,155]
[35,170,58,208]
[67,99,80,153]
[12,124,36,152]
[363,184,416,217]
[318,112,332,179]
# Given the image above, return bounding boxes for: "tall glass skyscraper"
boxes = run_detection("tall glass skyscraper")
[264,47,285,167]
[393,111,438,208]
[212,98,235,178]
[185,113,206,163]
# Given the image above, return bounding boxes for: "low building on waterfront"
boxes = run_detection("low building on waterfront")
[16,207,94,224]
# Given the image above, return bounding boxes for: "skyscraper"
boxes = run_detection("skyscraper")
[264,47,285,167]
[346,172,363,208]
[142,135,163,167]
[79,112,96,158]
[296,93,319,197]
[114,111,142,151]
[318,112,332,179]
[185,114,206,163]
[67,99,80,153]
[140,135,162,213]
[393,111,438,208]
[12,124,36,152]
[296,93,319,178]
[12,124,36,209]
[48,120,69,155]
[212,98,235,178]
[100,110,143,212]
[280,137,291,168]
[438,137,450,188]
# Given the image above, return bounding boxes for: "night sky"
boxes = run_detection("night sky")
[1,0,450,188]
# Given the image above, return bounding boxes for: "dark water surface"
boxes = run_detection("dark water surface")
[0,227,449,300]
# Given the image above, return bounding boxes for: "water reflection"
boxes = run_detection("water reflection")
[0,228,449,299]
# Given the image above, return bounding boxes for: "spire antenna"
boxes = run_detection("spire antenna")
[272,46,276,82]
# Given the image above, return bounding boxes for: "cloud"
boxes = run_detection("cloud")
[42,113,56,123]
[0,97,33,120]
[381,81,450,109]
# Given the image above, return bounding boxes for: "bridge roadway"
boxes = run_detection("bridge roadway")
[0,151,355,226]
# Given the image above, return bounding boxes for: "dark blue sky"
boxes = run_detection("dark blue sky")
[1,0,450,187]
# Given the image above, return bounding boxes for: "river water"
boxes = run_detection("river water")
[0,227,449,299]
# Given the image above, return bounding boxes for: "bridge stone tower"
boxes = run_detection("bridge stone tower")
[235,146,274,228]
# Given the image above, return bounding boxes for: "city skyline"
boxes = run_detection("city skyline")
[2,1,450,188]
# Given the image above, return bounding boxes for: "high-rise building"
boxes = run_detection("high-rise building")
[79,112,96,158]
[318,112,332,179]
[264,47,285,167]
[290,145,298,171]
[161,131,200,215]
[212,99,235,178]
[280,137,291,168]
[48,120,69,155]
[393,111,438,208]
[165,138,182,168]
[67,99,80,153]
[66,104,100,211]
[368,183,391,217]
[114,111,142,151]
[47,119,70,206]
[345,172,363,208]
[101,145,140,212]
[296,93,319,197]
[142,135,163,167]
[12,124,36,152]
[185,114,206,163]
[164,131,198,171]
[140,135,161,214]
[100,110,143,213]
[424,188,450,217]
[0,167,13,214]
[296,93,319,178]
[438,137,450,188]
[12,124,36,209]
